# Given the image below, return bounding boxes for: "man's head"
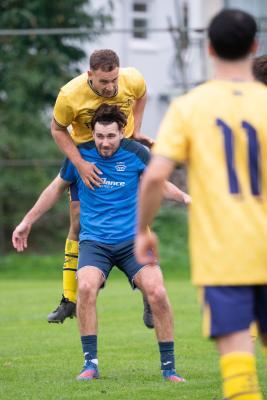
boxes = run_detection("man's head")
[91,104,127,157]
[208,9,257,60]
[253,55,267,85]
[88,49,120,97]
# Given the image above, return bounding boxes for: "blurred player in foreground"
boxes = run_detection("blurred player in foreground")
[13,104,190,382]
[135,9,267,400]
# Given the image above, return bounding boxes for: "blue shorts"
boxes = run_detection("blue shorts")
[203,285,267,338]
[78,239,146,288]
[68,183,79,202]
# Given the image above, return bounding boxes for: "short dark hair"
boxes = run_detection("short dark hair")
[208,9,257,60]
[89,49,120,72]
[253,55,267,85]
[91,104,127,130]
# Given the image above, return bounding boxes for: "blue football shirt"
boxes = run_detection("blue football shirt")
[60,139,150,244]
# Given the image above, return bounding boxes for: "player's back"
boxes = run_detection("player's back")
[187,80,267,284]
[156,80,267,285]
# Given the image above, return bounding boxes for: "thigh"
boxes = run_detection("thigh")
[114,240,149,289]
[203,286,254,338]
[68,184,80,237]
[254,285,267,334]
[68,183,79,202]
[134,263,163,293]
[78,240,114,282]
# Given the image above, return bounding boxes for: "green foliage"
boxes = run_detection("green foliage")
[0,0,113,251]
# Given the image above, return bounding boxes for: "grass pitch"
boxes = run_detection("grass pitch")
[0,276,266,400]
[1,207,266,399]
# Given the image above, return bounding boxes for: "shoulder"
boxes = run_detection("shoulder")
[120,139,150,164]
[60,72,88,96]
[119,67,145,83]
[169,81,213,119]
[78,141,96,154]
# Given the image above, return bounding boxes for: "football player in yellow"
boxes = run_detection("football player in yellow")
[49,49,154,326]
[135,9,267,400]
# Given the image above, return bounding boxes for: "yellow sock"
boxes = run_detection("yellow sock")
[220,352,263,399]
[63,239,78,303]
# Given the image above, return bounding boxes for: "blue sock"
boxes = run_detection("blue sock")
[159,341,175,370]
[81,335,97,361]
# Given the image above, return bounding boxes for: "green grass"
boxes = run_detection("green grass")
[1,206,266,399]
[0,278,213,399]
[0,277,266,400]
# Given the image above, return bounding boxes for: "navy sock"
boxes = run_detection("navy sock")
[81,335,97,361]
[159,341,175,370]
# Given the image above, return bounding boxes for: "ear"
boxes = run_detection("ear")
[120,129,124,139]
[208,42,216,57]
[88,70,93,79]
[250,39,259,55]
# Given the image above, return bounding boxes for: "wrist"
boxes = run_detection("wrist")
[22,217,32,227]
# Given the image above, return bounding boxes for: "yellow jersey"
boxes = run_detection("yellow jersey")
[53,67,146,144]
[153,80,267,285]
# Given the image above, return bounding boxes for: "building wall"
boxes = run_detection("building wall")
[81,0,265,138]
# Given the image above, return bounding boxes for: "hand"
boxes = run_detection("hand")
[12,221,32,252]
[135,230,159,265]
[181,192,192,204]
[77,159,103,190]
[133,132,155,149]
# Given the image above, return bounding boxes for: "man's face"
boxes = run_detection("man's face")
[88,67,119,97]
[93,122,123,157]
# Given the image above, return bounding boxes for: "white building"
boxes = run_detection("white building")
[84,0,267,137]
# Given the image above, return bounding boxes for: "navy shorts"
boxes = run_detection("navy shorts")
[78,239,146,288]
[203,285,267,338]
[68,183,79,202]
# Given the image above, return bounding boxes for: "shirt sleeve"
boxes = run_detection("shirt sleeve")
[152,99,189,163]
[53,90,74,128]
[60,158,77,183]
[138,145,151,174]
[129,68,147,99]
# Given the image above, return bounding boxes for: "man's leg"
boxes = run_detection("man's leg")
[76,266,104,381]
[217,331,262,400]
[204,286,263,400]
[47,187,80,323]
[261,334,267,358]
[134,265,185,382]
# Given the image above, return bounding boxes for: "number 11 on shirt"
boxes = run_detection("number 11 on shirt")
[216,118,261,196]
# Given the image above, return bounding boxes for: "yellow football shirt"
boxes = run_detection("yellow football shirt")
[53,67,146,144]
[153,80,267,285]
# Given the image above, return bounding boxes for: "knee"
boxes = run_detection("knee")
[78,280,97,302]
[147,285,168,306]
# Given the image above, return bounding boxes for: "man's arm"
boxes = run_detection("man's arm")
[163,181,191,204]
[51,118,102,189]
[132,93,154,148]
[12,175,70,252]
[135,156,176,264]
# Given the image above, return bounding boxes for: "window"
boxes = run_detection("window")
[132,1,150,39]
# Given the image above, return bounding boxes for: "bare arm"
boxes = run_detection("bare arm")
[12,175,69,252]
[163,181,191,204]
[135,156,175,264]
[132,93,154,148]
[51,118,102,189]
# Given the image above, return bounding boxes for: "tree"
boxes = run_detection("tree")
[0,0,113,252]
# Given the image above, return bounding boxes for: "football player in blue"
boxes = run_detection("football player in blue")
[13,104,190,382]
